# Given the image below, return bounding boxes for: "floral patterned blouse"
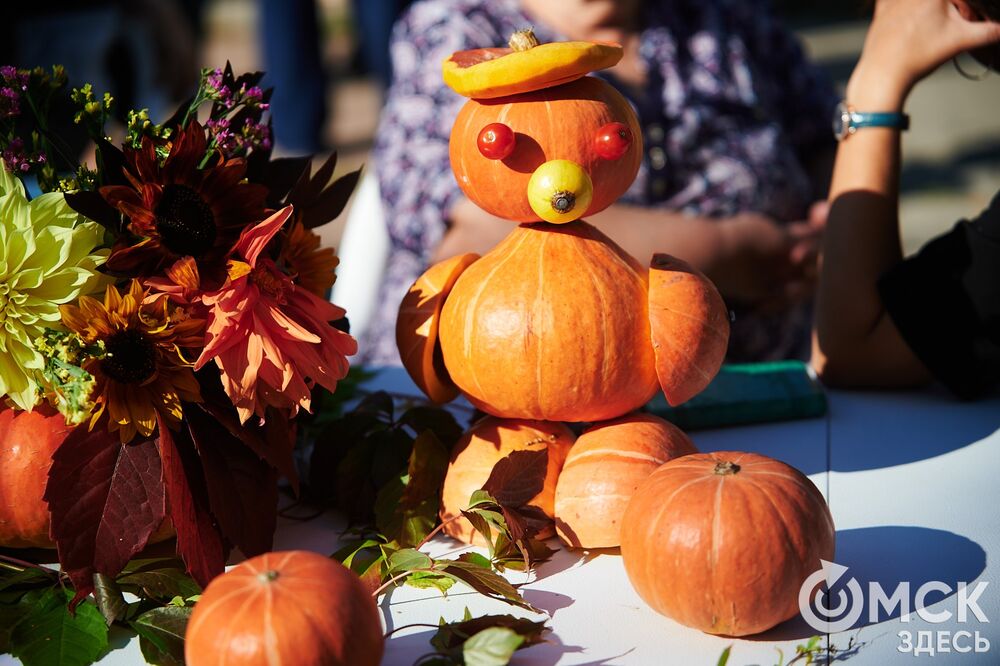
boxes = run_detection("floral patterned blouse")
[359,0,837,365]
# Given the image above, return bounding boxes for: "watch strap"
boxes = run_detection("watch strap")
[851,110,910,131]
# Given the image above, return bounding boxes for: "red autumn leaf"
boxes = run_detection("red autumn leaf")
[45,425,166,607]
[194,376,298,492]
[482,449,549,508]
[186,407,278,557]
[158,417,229,588]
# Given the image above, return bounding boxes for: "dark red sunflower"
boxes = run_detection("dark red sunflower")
[100,121,268,286]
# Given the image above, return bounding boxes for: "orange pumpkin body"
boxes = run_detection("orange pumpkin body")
[0,405,74,548]
[439,221,659,422]
[554,413,697,549]
[185,550,384,666]
[440,417,574,544]
[620,451,835,636]
[648,254,730,406]
[450,77,641,223]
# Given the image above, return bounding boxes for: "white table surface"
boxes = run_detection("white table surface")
[5,368,998,666]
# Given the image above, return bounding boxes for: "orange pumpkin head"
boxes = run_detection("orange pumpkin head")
[439,417,574,545]
[450,76,642,224]
[554,413,697,549]
[185,550,384,666]
[620,451,835,636]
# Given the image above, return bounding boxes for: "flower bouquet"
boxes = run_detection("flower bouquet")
[0,64,360,604]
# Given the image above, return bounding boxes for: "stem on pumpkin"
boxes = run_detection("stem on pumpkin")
[509,28,540,52]
[713,461,741,475]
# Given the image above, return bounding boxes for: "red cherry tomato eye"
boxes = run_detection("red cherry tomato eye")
[595,122,632,160]
[477,123,516,160]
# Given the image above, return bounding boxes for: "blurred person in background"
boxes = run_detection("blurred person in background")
[352,0,413,87]
[6,1,200,169]
[360,0,837,366]
[260,0,327,154]
[813,0,1000,398]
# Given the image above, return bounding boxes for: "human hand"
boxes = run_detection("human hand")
[434,197,513,262]
[712,212,823,310]
[848,0,1000,111]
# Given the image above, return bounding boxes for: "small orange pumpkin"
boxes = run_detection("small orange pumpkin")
[449,76,641,223]
[0,405,74,548]
[438,221,660,422]
[440,417,574,544]
[620,452,835,636]
[185,550,384,666]
[554,413,697,549]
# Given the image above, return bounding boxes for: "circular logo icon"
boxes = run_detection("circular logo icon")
[799,560,865,633]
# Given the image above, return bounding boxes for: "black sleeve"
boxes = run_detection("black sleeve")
[878,192,1000,399]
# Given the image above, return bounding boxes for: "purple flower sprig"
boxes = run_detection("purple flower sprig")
[0,66,28,119]
[2,137,47,174]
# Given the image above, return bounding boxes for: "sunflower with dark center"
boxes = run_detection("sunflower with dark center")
[60,280,205,444]
[100,121,268,285]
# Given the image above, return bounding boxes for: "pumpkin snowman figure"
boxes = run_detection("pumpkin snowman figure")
[396,29,730,540]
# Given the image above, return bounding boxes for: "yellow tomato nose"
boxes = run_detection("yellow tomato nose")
[526,160,593,224]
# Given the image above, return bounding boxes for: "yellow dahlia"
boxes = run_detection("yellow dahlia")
[0,163,108,411]
[60,280,204,443]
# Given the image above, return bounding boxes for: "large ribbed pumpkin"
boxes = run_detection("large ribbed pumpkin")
[440,417,574,544]
[185,551,384,666]
[620,451,835,636]
[438,221,659,422]
[554,413,697,549]
[450,76,641,223]
[0,405,74,548]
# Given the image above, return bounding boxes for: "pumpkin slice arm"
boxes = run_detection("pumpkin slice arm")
[396,253,479,403]
[648,254,729,406]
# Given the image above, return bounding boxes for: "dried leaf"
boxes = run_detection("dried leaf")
[482,449,548,508]
[44,426,166,606]
[430,613,547,653]
[436,561,537,612]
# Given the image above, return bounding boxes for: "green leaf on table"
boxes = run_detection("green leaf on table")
[93,573,128,625]
[117,561,202,601]
[129,606,192,666]
[387,548,433,575]
[436,561,538,612]
[9,587,109,666]
[462,627,525,666]
[405,571,456,593]
[717,645,732,666]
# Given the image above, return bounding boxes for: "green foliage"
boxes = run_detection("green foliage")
[9,587,109,666]
[0,557,201,666]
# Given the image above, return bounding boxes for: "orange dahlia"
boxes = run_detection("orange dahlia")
[100,122,267,284]
[279,221,339,297]
[194,206,357,423]
[60,280,205,443]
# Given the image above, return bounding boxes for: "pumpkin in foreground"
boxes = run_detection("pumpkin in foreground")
[185,550,384,666]
[620,451,835,636]
[440,416,574,544]
[554,413,697,549]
